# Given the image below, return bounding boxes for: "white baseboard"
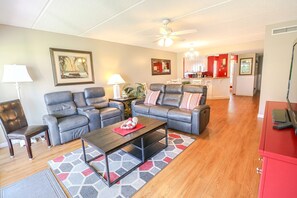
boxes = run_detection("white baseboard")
[257,114,264,118]
[0,142,8,148]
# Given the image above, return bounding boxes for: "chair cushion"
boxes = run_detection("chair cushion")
[100,107,121,120]
[84,87,109,108]
[149,105,175,118]
[168,108,192,123]
[144,90,160,105]
[58,115,88,132]
[7,125,48,138]
[179,92,202,110]
[44,91,77,118]
[47,102,77,118]
[133,104,153,114]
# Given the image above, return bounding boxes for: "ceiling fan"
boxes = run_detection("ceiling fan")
[156,19,197,47]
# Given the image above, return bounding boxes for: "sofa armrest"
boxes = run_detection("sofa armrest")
[191,104,210,135]
[131,99,144,106]
[77,106,95,113]
[109,101,124,120]
[131,99,145,117]
[43,115,61,146]
[78,108,100,130]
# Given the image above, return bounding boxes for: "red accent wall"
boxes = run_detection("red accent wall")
[217,54,228,77]
[207,56,215,77]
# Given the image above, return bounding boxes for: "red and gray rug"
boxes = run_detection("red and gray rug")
[48,132,195,198]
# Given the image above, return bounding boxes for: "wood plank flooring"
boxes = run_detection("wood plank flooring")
[0,94,262,197]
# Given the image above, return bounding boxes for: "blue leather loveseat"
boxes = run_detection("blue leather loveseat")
[43,87,124,146]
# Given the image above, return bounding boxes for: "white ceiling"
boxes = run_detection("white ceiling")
[1,0,297,53]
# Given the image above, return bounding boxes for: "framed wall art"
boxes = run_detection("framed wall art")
[151,58,171,75]
[50,48,95,86]
[239,58,253,75]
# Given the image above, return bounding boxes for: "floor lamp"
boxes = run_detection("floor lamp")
[2,64,34,147]
[107,74,125,99]
[2,64,33,100]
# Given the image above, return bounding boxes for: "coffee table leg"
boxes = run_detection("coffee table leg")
[165,124,168,147]
[105,154,111,187]
[81,139,87,162]
[141,137,145,162]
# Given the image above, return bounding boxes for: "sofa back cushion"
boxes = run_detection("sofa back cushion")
[150,83,165,105]
[183,85,207,105]
[44,91,77,118]
[73,92,87,107]
[84,87,109,109]
[162,84,183,107]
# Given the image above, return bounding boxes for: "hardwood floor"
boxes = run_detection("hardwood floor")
[0,94,262,197]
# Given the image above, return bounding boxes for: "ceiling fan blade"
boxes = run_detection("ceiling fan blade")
[170,36,185,41]
[171,29,197,36]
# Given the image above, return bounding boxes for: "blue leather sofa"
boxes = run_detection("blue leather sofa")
[131,84,210,135]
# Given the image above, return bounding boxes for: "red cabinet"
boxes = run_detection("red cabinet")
[259,101,297,198]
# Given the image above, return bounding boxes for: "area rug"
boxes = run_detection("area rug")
[0,169,66,198]
[48,132,195,198]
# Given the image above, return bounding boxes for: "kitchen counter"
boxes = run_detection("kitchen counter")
[169,77,230,99]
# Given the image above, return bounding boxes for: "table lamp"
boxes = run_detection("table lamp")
[107,74,125,99]
[2,64,33,100]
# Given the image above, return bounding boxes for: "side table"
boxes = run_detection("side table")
[109,97,136,119]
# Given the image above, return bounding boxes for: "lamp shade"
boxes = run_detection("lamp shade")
[2,64,33,82]
[107,74,125,85]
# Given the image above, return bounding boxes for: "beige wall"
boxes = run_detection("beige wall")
[258,20,297,117]
[235,53,256,96]
[0,25,177,145]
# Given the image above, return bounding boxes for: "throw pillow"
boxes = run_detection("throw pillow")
[179,92,202,110]
[144,90,160,105]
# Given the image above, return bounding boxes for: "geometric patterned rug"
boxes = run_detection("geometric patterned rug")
[48,132,195,198]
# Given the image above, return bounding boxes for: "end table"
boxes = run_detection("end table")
[109,97,136,119]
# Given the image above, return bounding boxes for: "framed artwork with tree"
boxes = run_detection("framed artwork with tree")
[50,48,94,86]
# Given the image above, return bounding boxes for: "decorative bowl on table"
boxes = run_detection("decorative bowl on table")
[120,117,138,130]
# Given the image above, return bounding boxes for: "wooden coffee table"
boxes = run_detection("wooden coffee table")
[81,116,168,187]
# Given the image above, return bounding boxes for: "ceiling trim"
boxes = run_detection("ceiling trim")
[80,0,146,36]
[31,0,54,28]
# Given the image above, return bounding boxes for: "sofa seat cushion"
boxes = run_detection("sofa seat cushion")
[149,105,175,118]
[134,104,154,114]
[100,107,121,120]
[168,108,192,123]
[58,115,89,132]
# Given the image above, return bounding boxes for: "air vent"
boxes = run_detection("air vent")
[272,25,297,35]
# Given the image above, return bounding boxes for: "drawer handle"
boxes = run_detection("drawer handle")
[256,167,262,174]
[258,157,263,161]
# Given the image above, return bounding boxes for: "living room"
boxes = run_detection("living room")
[1,0,297,197]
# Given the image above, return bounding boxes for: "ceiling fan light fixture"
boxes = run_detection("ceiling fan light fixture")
[158,37,173,47]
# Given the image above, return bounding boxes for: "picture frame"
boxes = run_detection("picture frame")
[151,58,171,75]
[49,48,95,86]
[239,58,253,75]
